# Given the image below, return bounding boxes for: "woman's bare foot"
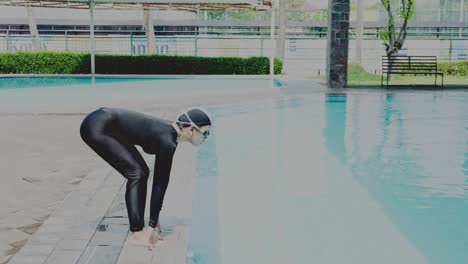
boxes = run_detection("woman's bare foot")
[147,227,165,250]
[127,228,151,247]
[156,221,162,234]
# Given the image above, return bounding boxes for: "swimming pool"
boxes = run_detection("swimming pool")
[0,76,283,90]
[188,91,468,264]
[0,76,281,113]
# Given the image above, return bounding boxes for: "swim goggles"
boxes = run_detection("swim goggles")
[178,112,210,139]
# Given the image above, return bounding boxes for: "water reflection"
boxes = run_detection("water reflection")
[324,93,347,163]
[188,124,222,264]
[346,93,468,263]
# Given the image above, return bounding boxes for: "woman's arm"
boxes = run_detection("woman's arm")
[148,143,177,228]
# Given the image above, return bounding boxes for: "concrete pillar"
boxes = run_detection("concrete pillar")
[276,0,286,62]
[203,10,208,35]
[27,5,41,51]
[326,0,350,88]
[143,6,157,54]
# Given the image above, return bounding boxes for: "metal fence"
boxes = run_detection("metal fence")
[0,34,467,77]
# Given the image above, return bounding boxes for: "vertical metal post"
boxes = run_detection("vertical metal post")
[90,0,95,75]
[460,0,465,38]
[269,0,276,77]
[6,29,9,52]
[195,6,199,56]
[449,38,453,62]
[65,31,68,51]
[195,33,198,56]
[355,0,364,64]
[130,31,134,55]
[260,34,264,56]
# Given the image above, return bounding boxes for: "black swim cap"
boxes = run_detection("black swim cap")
[177,108,211,128]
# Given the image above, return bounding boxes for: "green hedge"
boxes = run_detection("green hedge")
[0,51,282,75]
[438,61,468,76]
[0,51,89,74]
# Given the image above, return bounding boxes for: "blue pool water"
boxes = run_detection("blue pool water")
[0,76,281,90]
[0,76,279,91]
[0,76,280,113]
[188,92,468,264]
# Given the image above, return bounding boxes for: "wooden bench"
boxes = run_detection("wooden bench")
[381,56,444,88]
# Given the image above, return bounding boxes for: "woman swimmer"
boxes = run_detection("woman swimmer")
[79,107,211,250]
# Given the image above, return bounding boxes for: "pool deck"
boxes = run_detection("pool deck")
[9,143,196,264]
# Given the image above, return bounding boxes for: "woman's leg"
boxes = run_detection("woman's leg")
[80,109,149,232]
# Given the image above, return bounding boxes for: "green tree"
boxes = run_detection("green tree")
[378,0,415,57]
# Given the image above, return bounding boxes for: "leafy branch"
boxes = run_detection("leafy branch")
[378,0,415,57]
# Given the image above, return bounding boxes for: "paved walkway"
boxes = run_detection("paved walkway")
[9,144,196,264]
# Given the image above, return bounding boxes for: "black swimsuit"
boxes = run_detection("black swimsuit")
[79,107,178,232]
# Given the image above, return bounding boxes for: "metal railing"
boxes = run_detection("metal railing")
[0,33,467,77]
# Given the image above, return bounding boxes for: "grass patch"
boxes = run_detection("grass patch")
[348,64,468,86]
